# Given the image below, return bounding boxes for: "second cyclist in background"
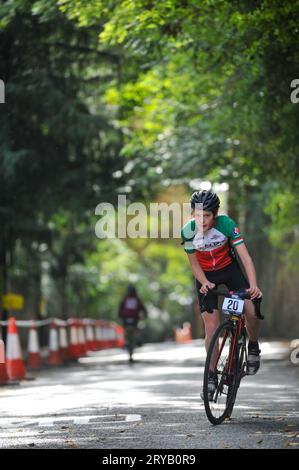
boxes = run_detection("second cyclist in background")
[118,284,147,363]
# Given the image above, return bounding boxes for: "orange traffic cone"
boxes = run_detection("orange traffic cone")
[68,318,81,359]
[107,322,116,349]
[90,321,98,351]
[47,321,63,365]
[95,321,103,350]
[175,322,192,344]
[182,322,192,343]
[6,317,26,381]
[0,338,9,385]
[77,320,87,356]
[27,321,41,369]
[0,338,5,363]
[115,324,125,348]
[85,320,96,351]
[59,324,70,362]
[101,321,110,349]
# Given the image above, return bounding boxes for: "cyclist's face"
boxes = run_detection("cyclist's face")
[194,210,215,232]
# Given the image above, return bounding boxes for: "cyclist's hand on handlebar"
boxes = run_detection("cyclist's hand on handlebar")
[200,281,216,294]
[247,285,262,300]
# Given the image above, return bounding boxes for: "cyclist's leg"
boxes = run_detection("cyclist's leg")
[202,310,221,353]
[196,272,228,401]
[125,325,136,361]
[225,262,261,374]
[200,308,221,400]
[195,279,220,362]
[243,299,261,342]
[243,301,261,374]
[202,309,221,373]
[223,262,261,342]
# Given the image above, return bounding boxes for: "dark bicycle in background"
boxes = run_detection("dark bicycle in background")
[202,288,264,425]
[123,319,138,363]
[118,284,148,363]
[122,318,146,363]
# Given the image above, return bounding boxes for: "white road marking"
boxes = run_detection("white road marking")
[0,414,142,429]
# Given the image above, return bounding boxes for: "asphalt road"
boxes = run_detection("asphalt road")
[0,340,298,449]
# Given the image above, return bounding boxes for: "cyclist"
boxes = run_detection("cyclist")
[181,190,262,397]
[118,284,147,362]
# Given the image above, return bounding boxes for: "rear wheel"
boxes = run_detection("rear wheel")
[125,325,136,362]
[203,320,239,425]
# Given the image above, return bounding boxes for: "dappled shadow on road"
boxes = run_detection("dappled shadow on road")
[1,405,298,449]
[0,340,298,448]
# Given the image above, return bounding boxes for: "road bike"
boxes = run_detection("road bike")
[202,288,263,425]
[123,319,145,363]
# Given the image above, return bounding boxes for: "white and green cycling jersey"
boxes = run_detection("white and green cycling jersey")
[181,215,244,271]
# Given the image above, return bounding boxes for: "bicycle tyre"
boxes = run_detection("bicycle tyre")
[226,332,246,418]
[203,320,238,425]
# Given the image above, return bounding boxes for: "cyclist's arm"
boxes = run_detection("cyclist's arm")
[234,243,262,299]
[187,253,210,285]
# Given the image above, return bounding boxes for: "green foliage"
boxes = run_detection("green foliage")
[265,189,299,268]
[1,0,299,338]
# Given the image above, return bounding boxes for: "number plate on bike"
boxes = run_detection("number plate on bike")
[222,297,244,315]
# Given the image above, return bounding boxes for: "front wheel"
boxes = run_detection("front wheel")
[203,320,239,425]
[226,332,247,418]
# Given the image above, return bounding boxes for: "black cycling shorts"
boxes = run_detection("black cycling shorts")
[196,261,249,314]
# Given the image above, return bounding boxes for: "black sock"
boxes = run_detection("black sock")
[248,340,259,351]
